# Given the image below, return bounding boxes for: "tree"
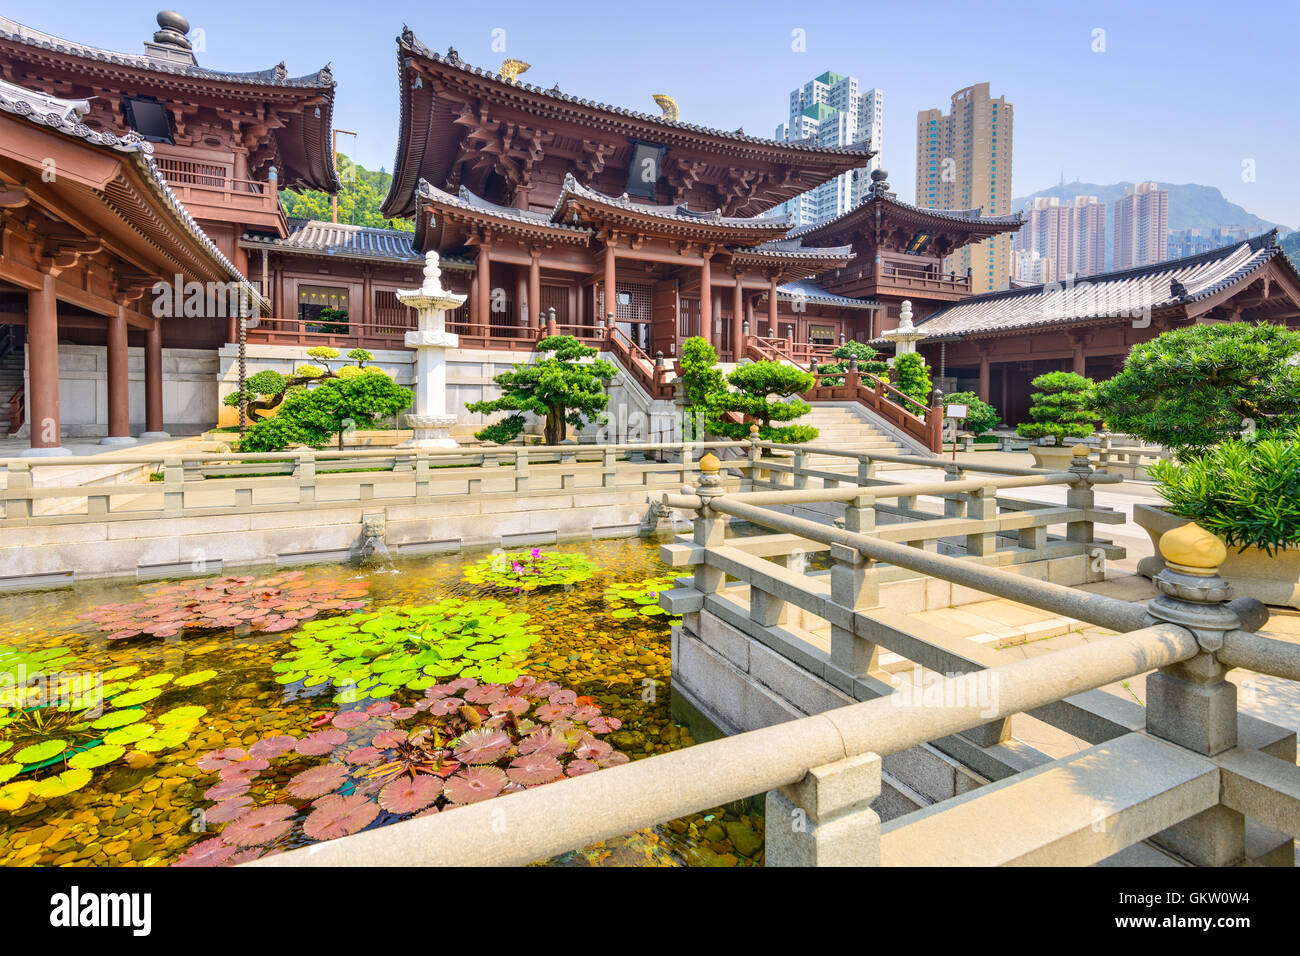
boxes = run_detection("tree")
[1017,371,1098,443]
[239,372,412,452]
[1097,323,1300,453]
[891,352,933,406]
[279,153,414,232]
[711,361,818,445]
[817,341,890,385]
[942,391,999,436]
[677,336,726,438]
[224,346,368,418]
[466,335,617,446]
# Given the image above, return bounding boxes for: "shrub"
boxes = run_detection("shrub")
[1150,436,1300,554]
[1017,371,1097,443]
[1097,323,1300,454]
[240,372,412,451]
[817,341,890,385]
[678,336,726,438]
[942,391,999,435]
[711,361,817,444]
[890,352,932,407]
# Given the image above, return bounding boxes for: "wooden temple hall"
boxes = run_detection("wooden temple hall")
[3,13,1300,454]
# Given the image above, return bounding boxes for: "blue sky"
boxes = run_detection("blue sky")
[6,0,1298,227]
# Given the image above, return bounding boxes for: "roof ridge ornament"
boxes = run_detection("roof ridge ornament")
[274,61,288,80]
[652,94,678,122]
[499,58,530,84]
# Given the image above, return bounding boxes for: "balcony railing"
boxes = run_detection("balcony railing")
[155,158,283,224]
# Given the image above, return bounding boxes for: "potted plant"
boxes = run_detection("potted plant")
[1016,371,1097,469]
[1137,435,1300,608]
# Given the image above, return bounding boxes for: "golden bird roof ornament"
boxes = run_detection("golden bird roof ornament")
[499,59,530,84]
[652,94,679,122]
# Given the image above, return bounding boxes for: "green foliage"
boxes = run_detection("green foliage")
[601,575,683,624]
[462,550,600,591]
[315,307,349,335]
[711,361,817,444]
[240,372,411,451]
[279,154,414,232]
[466,335,617,445]
[817,341,890,385]
[223,369,287,408]
[274,599,543,702]
[1150,436,1300,554]
[943,391,1000,435]
[346,348,374,366]
[1096,323,1300,453]
[1017,371,1098,443]
[890,353,933,407]
[678,336,726,438]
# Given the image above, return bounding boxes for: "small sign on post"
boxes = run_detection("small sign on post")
[944,403,968,460]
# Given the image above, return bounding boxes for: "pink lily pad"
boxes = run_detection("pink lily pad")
[296,729,347,756]
[377,775,443,814]
[220,804,296,847]
[565,759,600,777]
[507,752,563,786]
[249,735,297,760]
[205,797,254,824]
[344,746,381,765]
[286,763,351,799]
[303,794,380,841]
[518,727,568,758]
[204,779,251,801]
[453,728,512,765]
[488,695,529,717]
[464,684,507,705]
[219,757,270,781]
[443,766,508,804]
[587,716,622,734]
[173,838,238,867]
[331,710,370,730]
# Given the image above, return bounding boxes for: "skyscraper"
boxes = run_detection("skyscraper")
[775,70,883,227]
[915,83,1014,293]
[1113,182,1169,269]
[1015,195,1106,280]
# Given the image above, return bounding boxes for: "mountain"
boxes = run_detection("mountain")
[1010,181,1290,271]
[279,154,413,232]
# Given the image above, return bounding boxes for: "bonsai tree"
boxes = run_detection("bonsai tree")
[1149,435,1300,555]
[817,341,890,386]
[677,336,726,439]
[890,352,933,407]
[1017,371,1098,444]
[942,391,999,436]
[240,372,412,452]
[466,335,617,446]
[1097,323,1300,454]
[711,360,818,445]
[223,346,353,418]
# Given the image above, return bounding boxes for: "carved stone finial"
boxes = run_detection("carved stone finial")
[652,94,679,122]
[153,11,192,50]
[699,452,720,473]
[1160,523,1227,577]
[421,249,442,292]
[274,61,288,80]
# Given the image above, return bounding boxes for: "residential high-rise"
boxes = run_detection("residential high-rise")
[1015,195,1106,279]
[775,70,883,227]
[916,83,1014,294]
[1113,182,1169,269]
[1168,226,1250,259]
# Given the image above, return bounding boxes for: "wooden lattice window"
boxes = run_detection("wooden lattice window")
[597,281,653,324]
[540,284,570,325]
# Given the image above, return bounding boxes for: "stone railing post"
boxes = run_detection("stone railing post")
[943,464,966,519]
[514,448,530,494]
[414,450,430,502]
[829,529,879,686]
[680,443,695,484]
[1099,433,1113,468]
[692,453,726,598]
[4,463,32,521]
[742,423,761,492]
[163,457,184,516]
[1143,523,1246,866]
[766,753,882,866]
[856,455,875,486]
[1065,444,1095,545]
[965,484,997,557]
[296,451,316,506]
[601,446,617,488]
[792,448,808,490]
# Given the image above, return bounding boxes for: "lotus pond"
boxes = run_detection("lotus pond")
[0,538,765,867]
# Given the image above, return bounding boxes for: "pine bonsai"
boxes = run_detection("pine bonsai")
[711,360,818,445]
[1097,323,1300,454]
[677,336,726,439]
[466,335,617,446]
[1017,371,1098,444]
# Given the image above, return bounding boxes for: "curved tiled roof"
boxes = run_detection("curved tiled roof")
[765,280,879,310]
[912,232,1291,341]
[791,192,1024,241]
[417,180,592,235]
[0,16,334,88]
[0,77,266,312]
[732,239,854,260]
[397,29,871,158]
[241,219,424,263]
[551,174,792,230]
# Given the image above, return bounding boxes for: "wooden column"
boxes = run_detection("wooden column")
[699,254,712,345]
[978,349,991,402]
[103,304,134,444]
[142,321,167,438]
[528,249,542,329]
[767,276,779,336]
[732,274,744,362]
[603,241,617,323]
[1072,343,1086,376]
[25,274,63,454]
[475,242,492,336]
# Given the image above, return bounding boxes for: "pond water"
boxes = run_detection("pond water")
[0,538,764,867]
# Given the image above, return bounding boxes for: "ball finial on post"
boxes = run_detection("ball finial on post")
[699,452,721,474]
[1160,522,1228,577]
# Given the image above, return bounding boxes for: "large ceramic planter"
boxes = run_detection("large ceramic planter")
[1133,502,1300,609]
[1027,443,1076,471]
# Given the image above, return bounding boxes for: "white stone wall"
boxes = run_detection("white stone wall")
[23,344,219,438]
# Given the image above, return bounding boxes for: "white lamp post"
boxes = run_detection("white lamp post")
[398,251,468,448]
[882,299,928,360]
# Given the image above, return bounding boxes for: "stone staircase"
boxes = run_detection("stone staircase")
[796,403,920,471]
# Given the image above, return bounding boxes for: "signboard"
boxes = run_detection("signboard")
[905,231,933,255]
[945,403,968,419]
[625,141,668,200]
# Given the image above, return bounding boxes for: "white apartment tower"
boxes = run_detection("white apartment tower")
[775,70,883,227]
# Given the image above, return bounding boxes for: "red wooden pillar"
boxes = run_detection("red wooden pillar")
[767,276,778,336]
[102,304,135,445]
[1072,344,1086,376]
[603,240,617,324]
[25,274,65,455]
[732,274,744,362]
[142,321,168,438]
[528,249,542,330]
[978,349,991,403]
[475,242,492,337]
[698,253,712,346]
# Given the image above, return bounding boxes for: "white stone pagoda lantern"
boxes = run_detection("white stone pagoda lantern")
[882,299,928,359]
[398,251,467,448]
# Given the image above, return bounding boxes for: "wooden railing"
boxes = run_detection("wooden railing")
[5,388,21,437]
[805,368,942,453]
[604,324,676,400]
[863,261,971,295]
[246,316,415,349]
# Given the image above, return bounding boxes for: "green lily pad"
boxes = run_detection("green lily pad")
[157,705,207,724]
[30,767,92,799]
[173,669,217,687]
[68,744,125,770]
[102,723,154,746]
[14,739,67,765]
[91,708,146,730]
[111,688,162,708]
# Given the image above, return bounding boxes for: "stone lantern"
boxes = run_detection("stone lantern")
[398,251,468,448]
[882,299,928,360]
